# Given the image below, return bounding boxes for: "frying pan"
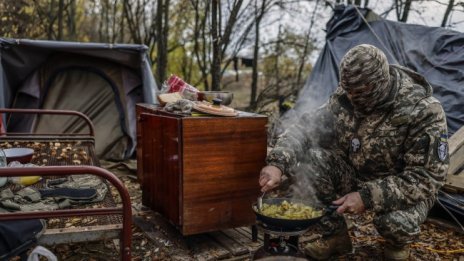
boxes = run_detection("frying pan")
[252,197,339,231]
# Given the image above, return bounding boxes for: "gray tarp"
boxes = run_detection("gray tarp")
[296,5,464,135]
[0,38,159,159]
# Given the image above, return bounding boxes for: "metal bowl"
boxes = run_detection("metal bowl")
[4,148,34,164]
[197,91,234,105]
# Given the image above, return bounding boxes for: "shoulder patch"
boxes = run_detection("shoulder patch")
[437,133,448,162]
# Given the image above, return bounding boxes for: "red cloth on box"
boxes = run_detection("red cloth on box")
[167,75,186,93]
[167,75,199,93]
[166,75,199,100]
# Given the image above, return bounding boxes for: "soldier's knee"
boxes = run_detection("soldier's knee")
[374,212,421,244]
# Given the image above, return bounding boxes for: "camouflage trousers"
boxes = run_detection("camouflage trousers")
[291,148,434,245]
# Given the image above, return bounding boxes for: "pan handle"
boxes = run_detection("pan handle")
[326,205,340,214]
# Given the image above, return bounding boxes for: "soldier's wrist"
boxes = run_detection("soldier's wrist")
[267,163,285,178]
[358,186,374,210]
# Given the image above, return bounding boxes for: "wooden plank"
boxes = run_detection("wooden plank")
[445,169,464,193]
[237,226,264,242]
[39,224,121,245]
[222,228,262,251]
[449,144,464,175]
[208,231,249,256]
[449,125,464,157]
[445,125,464,191]
[186,234,231,261]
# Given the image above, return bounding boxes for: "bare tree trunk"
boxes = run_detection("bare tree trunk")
[250,0,266,109]
[395,0,401,21]
[47,0,56,39]
[296,0,319,88]
[68,0,76,40]
[105,0,110,42]
[57,0,64,40]
[111,0,118,43]
[123,0,142,43]
[156,0,170,84]
[396,0,412,22]
[275,25,282,100]
[202,20,210,91]
[442,0,455,27]
[119,0,125,42]
[191,0,210,90]
[211,0,244,91]
[99,0,104,41]
[400,0,411,22]
[211,0,221,91]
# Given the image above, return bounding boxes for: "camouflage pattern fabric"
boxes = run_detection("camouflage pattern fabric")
[0,175,107,212]
[0,187,71,211]
[267,64,449,244]
[49,174,108,203]
[293,148,434,244]
[339,44,391,116]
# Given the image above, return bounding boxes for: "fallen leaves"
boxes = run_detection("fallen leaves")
[43,161,464,261]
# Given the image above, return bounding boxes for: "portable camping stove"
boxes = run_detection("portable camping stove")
[253,222,309,260]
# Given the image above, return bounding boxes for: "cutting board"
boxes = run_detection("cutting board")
[193,101,238,117]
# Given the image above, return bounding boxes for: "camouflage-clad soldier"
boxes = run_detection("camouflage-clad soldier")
[259,44,449,261]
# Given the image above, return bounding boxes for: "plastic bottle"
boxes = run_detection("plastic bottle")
[6,161,42,186]
[0,149,7,187]
[9,176,42,186]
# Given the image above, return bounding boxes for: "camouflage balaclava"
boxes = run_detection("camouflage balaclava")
[339,44,391,117]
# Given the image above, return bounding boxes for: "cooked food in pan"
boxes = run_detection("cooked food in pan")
[260,200,323,220]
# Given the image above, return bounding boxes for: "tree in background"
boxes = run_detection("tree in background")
[210,0,255,91]
[249,0,274,110]
[0,0,462,112]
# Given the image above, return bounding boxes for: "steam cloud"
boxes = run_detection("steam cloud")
[269,80,333,207]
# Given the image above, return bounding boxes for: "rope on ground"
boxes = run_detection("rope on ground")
[411,243,464,254]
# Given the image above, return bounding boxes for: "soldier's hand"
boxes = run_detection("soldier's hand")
[259,166,282,192]
[333,192,365,214]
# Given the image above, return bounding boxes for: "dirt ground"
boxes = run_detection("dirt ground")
[38,160,464,261]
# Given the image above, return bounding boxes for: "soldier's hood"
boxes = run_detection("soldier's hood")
[333,64,433,115]
[390,64,433,97]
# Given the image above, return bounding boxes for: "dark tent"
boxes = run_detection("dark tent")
[0,38,158,160]
[296,5,464,136]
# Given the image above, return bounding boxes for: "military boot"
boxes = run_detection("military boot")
[303,226,353,260]
[384,243,410,261]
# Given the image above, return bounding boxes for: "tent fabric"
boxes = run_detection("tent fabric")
[296,5,464,136]
[34,69,128,159]
[0,38,159,159]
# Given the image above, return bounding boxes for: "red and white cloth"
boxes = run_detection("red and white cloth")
[167,75,199,95]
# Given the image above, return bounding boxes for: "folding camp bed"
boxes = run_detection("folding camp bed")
[0,108,132,260]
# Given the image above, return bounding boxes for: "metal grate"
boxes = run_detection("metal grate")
[0,138,123,229]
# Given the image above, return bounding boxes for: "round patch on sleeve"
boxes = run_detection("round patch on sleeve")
[437,134,448,162]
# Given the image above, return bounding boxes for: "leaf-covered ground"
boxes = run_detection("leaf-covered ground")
[43,161,464,261]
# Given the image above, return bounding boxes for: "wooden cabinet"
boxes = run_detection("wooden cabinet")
[136,104,267,235]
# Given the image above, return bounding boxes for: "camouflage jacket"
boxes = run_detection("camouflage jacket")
[267,65,449,213]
